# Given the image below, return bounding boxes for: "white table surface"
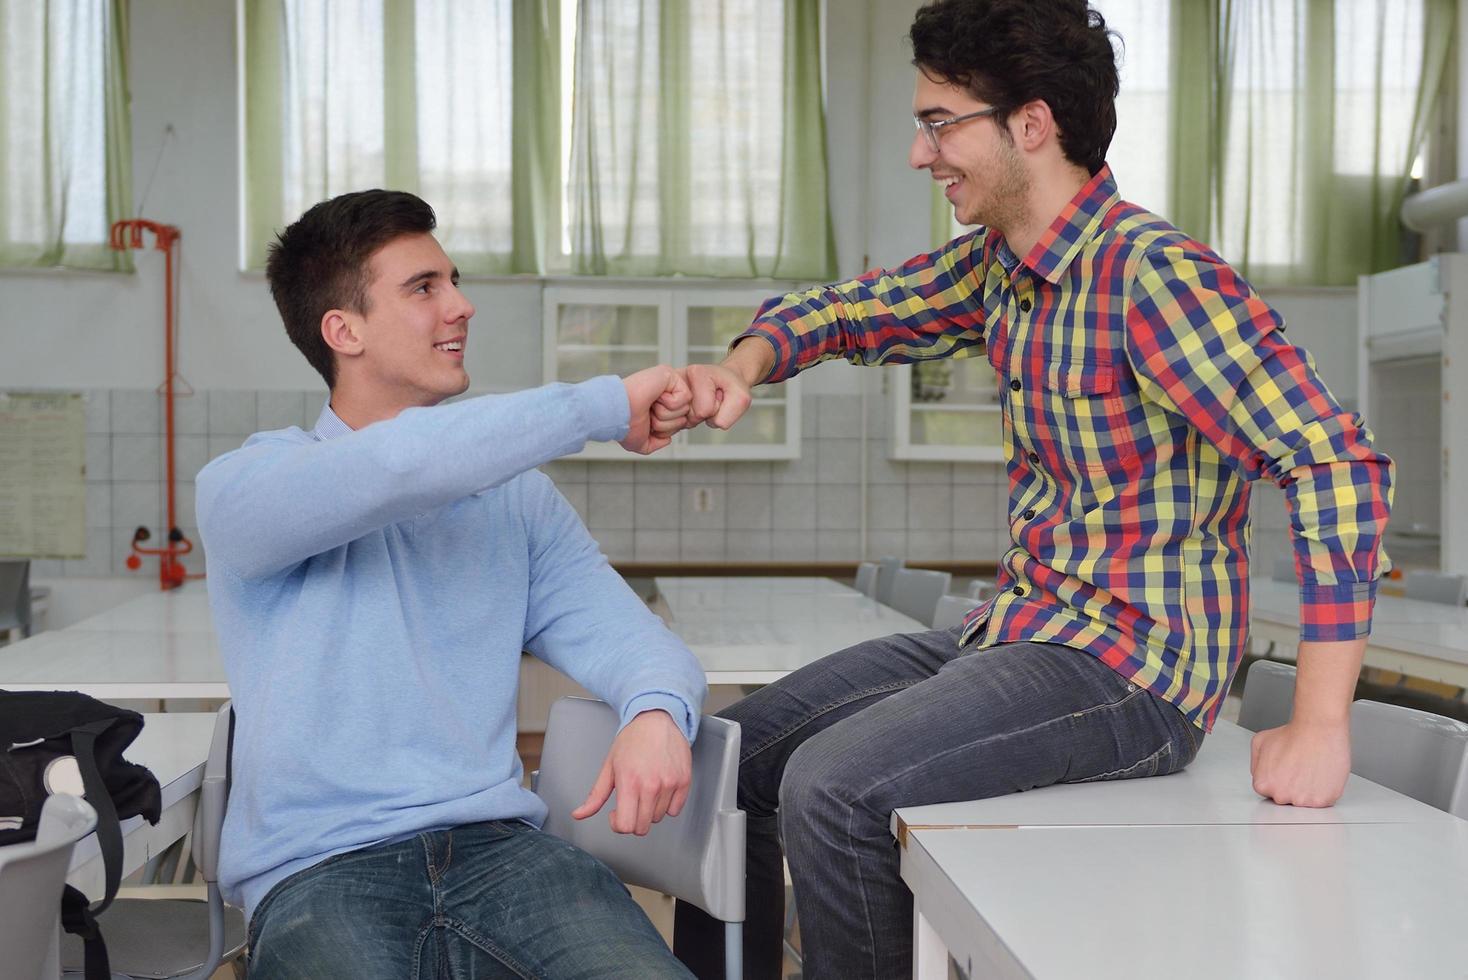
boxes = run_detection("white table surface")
[64,589,215,635]
[901,819,1468,980]
[892,721,1458,836]
[654,576,930,684]
[0,624,228,700]
[66,711,215,894]
[1249,577,1468,686]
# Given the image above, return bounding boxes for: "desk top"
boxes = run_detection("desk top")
[903,819,1468,980]
[655,576,929,683]
[67,711,215,872]
[0,628,226,699]
[65,588,214,635]
[892,721,1456,837]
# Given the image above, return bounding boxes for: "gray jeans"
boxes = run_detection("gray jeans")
[673,629,1203,979]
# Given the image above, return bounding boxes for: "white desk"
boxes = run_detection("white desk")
[0,585,227,700]
[894,720,1468,980]
[1249,577,1468,687]
[902,820,1468,980]
[655,577,930,685]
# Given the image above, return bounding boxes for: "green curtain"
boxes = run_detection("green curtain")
[0,0,133,271]
[242,0,555,273]
[1167,0,1454,287]
[567,0,835,279]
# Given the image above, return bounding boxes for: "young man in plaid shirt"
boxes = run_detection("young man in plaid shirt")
[666,1,1394,976]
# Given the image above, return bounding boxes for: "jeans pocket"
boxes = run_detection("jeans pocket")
[1069,740,1172,783]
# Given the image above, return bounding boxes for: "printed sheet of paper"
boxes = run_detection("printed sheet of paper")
[0,392,86,559]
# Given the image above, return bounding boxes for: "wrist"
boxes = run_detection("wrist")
[723,336,775,387]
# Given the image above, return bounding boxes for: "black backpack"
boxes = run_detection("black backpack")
[0,690,163,980]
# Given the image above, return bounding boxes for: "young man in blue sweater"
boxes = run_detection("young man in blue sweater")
[197,189,707,979]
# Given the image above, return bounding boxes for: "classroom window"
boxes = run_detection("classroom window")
[241,0,833,280]
[0,0,131,271]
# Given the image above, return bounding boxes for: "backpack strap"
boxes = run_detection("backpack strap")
[59,718,124,980]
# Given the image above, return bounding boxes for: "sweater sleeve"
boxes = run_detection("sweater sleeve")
[519,472,707,740]
[197,378,629,580]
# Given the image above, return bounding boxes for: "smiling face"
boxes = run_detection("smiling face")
[909,69,1031,233]
[332,232,475,417]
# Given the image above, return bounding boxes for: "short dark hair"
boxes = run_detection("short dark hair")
[909,0,1120,176]
[265,189,438,388]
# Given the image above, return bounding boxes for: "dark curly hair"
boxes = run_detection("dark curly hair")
[265,189,438,388]
[909,0,1120,175]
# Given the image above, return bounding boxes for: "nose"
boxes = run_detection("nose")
[909,129,937,171]
[449,283,475,323]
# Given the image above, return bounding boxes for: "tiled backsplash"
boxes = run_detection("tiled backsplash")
[33,388,1014,578]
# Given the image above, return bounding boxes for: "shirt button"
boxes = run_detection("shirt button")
[1023,509,1036,520]
[1009,379,1021,392]
[1028,451,1039,464]
[1019,298,1032,313]
[1012,585,1026,597]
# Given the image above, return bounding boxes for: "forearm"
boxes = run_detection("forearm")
[722,335,778,387]
[1291,637,1366,725]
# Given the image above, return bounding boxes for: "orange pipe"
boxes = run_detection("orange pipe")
[110,218,193,589]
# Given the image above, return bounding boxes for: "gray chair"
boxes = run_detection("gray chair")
[1403,569,1468,606]
[1349,699,1468,817]
[967,578,998,601]
[534,697,745,979]
[853,561,879,598]
[889,568,953,627]
[0,559,33,643]
[873,557,905,606]
[931,594,981,630]
[63,701,245,979]
[1237,660,1296,732]
[0,794,98,980]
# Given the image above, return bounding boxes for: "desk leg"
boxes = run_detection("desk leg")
[913,905,948,980]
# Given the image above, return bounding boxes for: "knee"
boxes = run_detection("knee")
[777,735,850,832]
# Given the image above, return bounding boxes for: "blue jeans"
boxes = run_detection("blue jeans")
[673,630,1203,979]
[247,819,693,979]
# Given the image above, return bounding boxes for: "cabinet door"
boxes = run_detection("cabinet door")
[674,289,801,460]
[543,287,672,459]
[891,355,1004,461]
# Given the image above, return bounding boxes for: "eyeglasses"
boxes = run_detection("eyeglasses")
[913,106,1002,153]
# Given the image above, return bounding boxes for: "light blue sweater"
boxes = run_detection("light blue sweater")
[196,377,707,920]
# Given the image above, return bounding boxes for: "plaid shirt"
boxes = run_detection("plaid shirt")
[741,167,1393,730]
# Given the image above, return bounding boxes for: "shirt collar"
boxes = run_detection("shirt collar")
[1006,164,1121,284]
[312,401,353,441]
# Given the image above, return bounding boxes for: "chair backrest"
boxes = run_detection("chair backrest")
[1270,557,1295,583]
[1237,660,1296,732]
[191,701,234,882]
[0,794,98,980]
[889,568,952,626]
[1350,699,1468,815]
[931,595,980,630]
[1403,570,1468,606]
[535,698,745,924]
[0,559,31,635]
[853,562,879,598]
[873,557,905,605]
[967,578,997,601]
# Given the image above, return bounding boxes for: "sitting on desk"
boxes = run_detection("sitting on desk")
[197,189,705,979]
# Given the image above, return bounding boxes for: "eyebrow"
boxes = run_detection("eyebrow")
[915,107,954,121]
[398,267,461,290]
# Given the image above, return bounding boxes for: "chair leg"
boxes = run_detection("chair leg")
[725,922,741,980]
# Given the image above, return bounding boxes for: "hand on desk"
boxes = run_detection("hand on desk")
[572,708,692,835]
[1250,718,1351,808]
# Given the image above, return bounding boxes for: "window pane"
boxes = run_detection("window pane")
[557,347,660,382]
[910,409,1003,447]
[685,404,785,445]
[1101,0,1172,216]
[555,302,661,346]
[686,304,760,349]
[416,0,514,256]
[1333,0,1424,177]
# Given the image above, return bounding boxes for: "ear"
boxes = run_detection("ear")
[321,309,365,359]
[1011,99,1056,154]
